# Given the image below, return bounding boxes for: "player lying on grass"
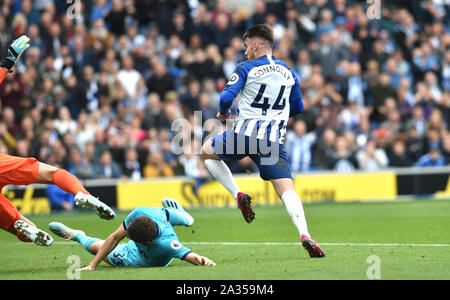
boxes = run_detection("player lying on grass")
[49,198,216,270]
[0,36,115,246]
[201,24,325,258]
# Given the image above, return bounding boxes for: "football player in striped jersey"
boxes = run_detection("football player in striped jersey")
[201,24,325,258]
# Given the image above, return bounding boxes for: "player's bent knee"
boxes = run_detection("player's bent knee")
[89,240,104,254]
[271,178,295,198]
[37,163,59,184]
[201,140,216,161]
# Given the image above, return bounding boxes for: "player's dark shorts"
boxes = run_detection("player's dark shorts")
[211,130,293,181]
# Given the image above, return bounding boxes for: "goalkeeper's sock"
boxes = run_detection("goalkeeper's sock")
[204,159,239,199]
[52,169,90,195]
[75,233,100,255]
[281,190,311,238]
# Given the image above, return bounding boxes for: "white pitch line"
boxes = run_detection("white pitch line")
[182,242,450,247]
[321,243,450,247]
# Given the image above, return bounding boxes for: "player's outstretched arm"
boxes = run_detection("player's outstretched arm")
[79,223,127,271]
[216,89,236,121]
[184,252,216,266]
[0,35,31,85]
[1,35,30,72]
[216,111,230,122]
[289,78,304,118]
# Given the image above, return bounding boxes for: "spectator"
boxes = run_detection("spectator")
[21,0,40,26]
[117,55,141,99]
[338,101,361,132]
[328,135,359,173]
[70,34,93,78]
[212,12,234,51]
[67,147,95,180]
[286,120,316,173]
[412,42,439,75]
[313,128,336,170]
[221,46,238,80]
[180,80,201,116]
[2,107,21,136]
[179,146,209,195]
[205,44,224,79]
[371,73,398,121]
[334,16,352,48]
[0,121,17,151]
[317,9,335,36]
[74,110,95,150]
[186,48,215,81]
[143,152,174,178]
[0,71,25,109]
[53,106,77,136]
[82,65,99,112]
[121,147,142,180]
[14,139,30,157]
[106,0,128,37]
[126,22,145,49]
[356,139,389,171]
[442,132,450,164]
[294,50,313,83]
[46,164,76,212]
[343,62,372,107]
[94,149,123,179]
[91,0,112,24]
[46,184,75,212]
[442,50,450,92]
[414,145,446,167]
[142,93,166,130]
[169,10,192,45]
[380,109,402,139]
[64,74,87,118]
[389,140,414,167]
[314,32,347,79]
[198,92,216,121]
[251,0,267,25]
[160,138,183,175]
[146,60,175,100]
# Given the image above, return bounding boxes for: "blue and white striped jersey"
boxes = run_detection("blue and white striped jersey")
[221,55,303,144]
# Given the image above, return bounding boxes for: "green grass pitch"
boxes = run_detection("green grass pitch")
[0,199,449,280]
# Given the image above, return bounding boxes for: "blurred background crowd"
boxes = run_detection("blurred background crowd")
[0,0,450,202]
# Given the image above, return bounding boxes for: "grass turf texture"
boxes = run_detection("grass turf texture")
[0,199,449,280]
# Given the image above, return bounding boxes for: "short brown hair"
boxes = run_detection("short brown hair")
[126,216,159,244]
[243,24,274,47]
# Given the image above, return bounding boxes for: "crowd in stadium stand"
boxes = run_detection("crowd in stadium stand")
[0,0,449,188]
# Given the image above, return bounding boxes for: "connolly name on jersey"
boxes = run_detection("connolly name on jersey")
[219,55,303,145]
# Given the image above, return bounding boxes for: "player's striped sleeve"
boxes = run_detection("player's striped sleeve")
[220,63,248,114]
[289,74,303,117]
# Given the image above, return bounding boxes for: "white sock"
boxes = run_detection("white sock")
[204,159,240,199]
[281,190,310,238]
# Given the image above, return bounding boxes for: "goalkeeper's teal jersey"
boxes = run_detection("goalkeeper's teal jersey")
[108,207,192,267]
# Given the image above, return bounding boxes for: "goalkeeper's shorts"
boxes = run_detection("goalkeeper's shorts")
[0,154,39,231]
